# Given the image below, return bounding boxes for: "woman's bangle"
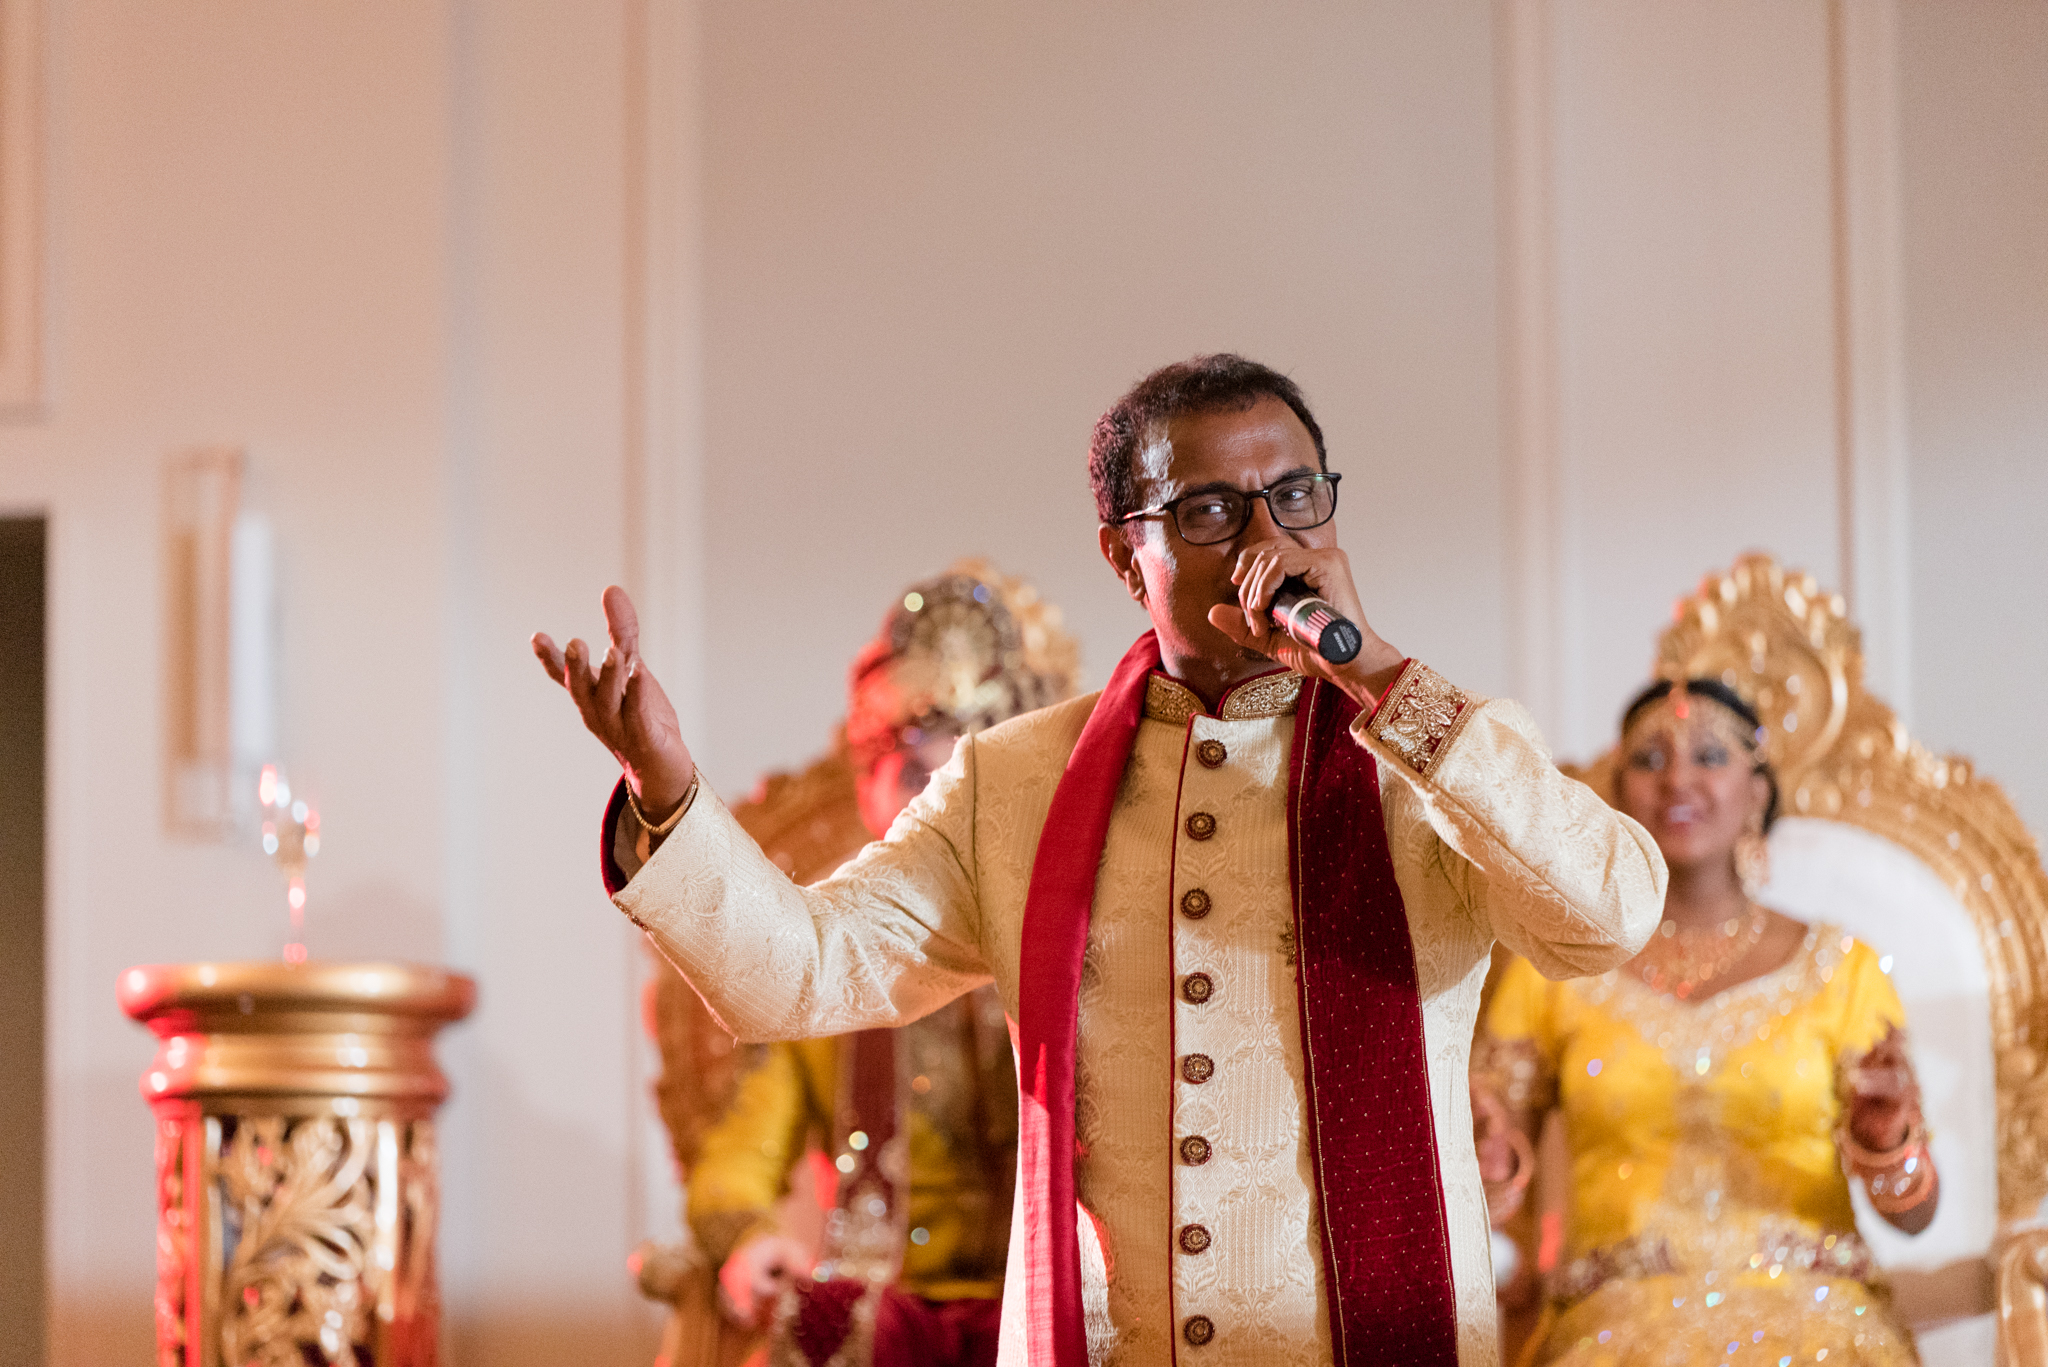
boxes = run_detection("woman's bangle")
[1837,1114,1925,1171]
[1837,1117,1934,1214]
[1482,1125,1536,1220]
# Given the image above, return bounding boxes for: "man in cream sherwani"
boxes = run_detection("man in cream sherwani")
[535,354,1664,1367]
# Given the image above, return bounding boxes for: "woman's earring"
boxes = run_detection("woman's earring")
[1735,819,1771,901]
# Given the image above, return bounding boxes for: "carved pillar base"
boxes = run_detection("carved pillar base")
[121,962,476,1367]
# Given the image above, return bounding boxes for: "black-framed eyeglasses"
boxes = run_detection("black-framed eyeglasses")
[1112,472,1341,546]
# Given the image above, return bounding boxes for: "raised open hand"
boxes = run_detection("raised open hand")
[532,586,696,819]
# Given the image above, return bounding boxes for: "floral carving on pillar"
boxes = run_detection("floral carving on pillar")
[218,1116,379,1366]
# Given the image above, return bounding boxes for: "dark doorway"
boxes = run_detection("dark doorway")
[0,517,45,1366]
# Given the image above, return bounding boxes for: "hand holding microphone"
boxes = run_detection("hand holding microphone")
[1269,577,1362,665]
[1210,541,1406,710]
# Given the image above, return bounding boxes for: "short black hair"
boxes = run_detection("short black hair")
[1088,354,1327,527]
[1621,677,1780,829]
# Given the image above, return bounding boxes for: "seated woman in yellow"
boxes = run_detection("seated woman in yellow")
[1475,678,1939,1367]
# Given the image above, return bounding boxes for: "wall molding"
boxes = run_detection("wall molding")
[1828,0,1912,721]
[1497,0,1569,744]
[622,0,706,1256]
[0,0,42,413]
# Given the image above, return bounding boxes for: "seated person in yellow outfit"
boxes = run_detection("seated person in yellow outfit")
[1474,679,1938,1367]
[693,564,1076,1367]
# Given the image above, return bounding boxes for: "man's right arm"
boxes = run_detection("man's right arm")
[614,736,993,1044]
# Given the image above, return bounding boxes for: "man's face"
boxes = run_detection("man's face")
[1102,395,1333,670]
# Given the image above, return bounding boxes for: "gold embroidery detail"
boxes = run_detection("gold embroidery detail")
[1143,670,1302,725]
[1550,1225,1878,1306]
[1221,670,1303,720]
[1367,662,1478,776]
[1145,674,1204,726]
[1573,927,1845,1079]
[1537,1265,1914,1367]
[1277,925,1297,967]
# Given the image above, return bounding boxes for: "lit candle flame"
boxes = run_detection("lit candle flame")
[257,764,319,963]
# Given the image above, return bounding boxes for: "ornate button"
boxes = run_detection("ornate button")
[1180,1053,1214,1084]
[1184,811,1217,841]
[1179,1135,1212,1165]
[1195,739,1227,769]
[1179,888,1212,920]
[1180,972,1214,1005]
[1183,1315,1215,1347]
[1179,1224,1213,1255]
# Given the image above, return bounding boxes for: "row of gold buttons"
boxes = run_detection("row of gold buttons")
[1180,738,1227,1349]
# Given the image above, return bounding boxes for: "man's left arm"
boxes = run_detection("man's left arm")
[1352,660,1665,980]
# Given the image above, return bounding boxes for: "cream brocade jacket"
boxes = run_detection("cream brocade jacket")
[614,662,1665,1367]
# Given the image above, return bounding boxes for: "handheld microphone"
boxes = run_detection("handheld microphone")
[1269,577,1363,665]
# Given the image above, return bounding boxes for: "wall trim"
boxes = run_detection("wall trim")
[1829,0,1911,720]
[622,0,705,1257]
[1498,0,1568,743]
[0,0,42,413]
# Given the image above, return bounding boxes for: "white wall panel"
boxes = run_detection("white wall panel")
[440,3,661,1363]
[1545,0,1844,760]
[1898,0,2048,831]
[694,0,1504,790]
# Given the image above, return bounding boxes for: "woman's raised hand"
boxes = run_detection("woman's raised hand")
[532,586,696,820]
[1845,1024,1918,1152]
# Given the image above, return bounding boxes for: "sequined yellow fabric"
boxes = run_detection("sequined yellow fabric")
[1483,933,1916,1367]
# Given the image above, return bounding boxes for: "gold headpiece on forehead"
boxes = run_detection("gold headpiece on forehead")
[1620,682,1769,763]
[844,557,1080,770]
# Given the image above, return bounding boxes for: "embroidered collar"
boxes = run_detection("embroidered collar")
[1144,668,1303,725]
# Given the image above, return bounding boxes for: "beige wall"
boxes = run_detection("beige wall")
[1899,0,2048,831]
[4,2,2043,1364]
[1544,0,1843,756]
[8,2,658,1362]
[693,0,1505,789]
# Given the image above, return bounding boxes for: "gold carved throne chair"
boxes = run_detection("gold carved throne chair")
[1562,554,2048,1365]
[633,741,872,1367]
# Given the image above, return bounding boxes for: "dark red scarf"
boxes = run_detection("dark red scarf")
[1015,631,1458,1366]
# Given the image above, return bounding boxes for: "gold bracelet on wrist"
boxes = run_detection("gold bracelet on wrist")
[628,775,698,838]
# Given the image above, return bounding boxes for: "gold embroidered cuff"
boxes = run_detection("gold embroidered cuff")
[1364,660,1480,778]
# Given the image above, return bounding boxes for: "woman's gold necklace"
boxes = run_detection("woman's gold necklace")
[1635,905,1769,1000]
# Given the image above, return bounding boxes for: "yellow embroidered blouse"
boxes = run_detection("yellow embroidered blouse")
[1482,929,1918,1367]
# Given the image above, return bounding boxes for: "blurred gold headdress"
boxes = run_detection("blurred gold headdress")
[1620,683,1770,765]
[845,557,1080,771]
